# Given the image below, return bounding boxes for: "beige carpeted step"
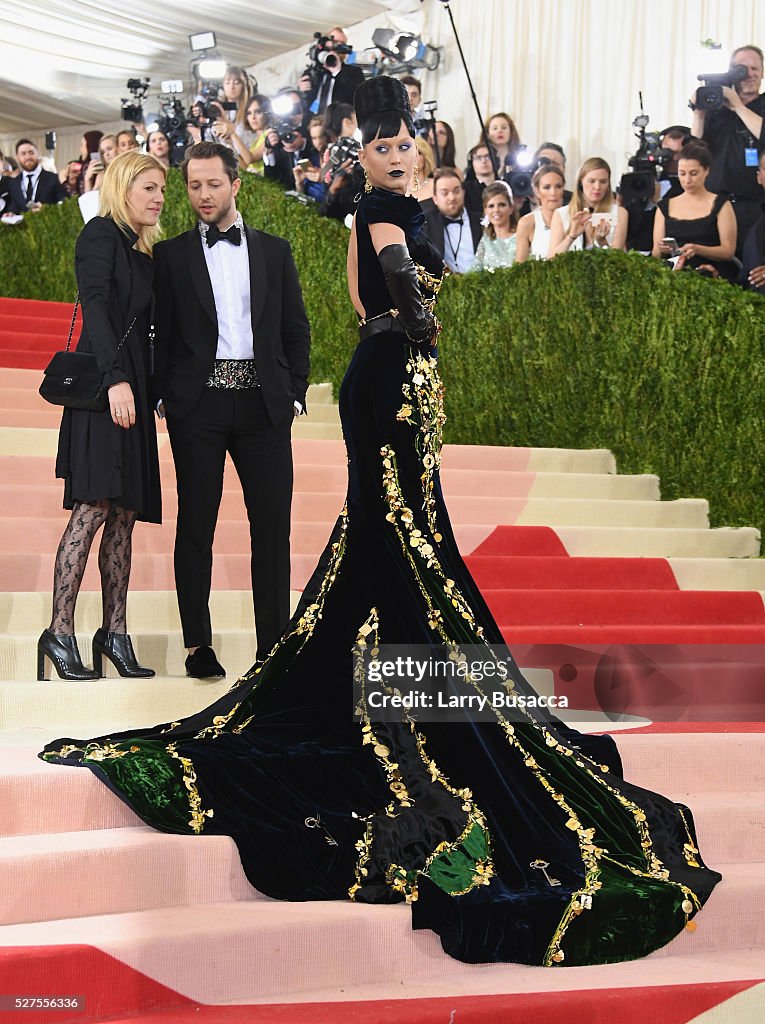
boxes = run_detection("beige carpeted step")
[0,872,760,1001]
[555,525,760,558]
[0,488,713,530]
[668,558,765,590]
[0,826,261,925]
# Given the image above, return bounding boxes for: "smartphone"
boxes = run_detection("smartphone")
[590,212,610,226]
[89,151,100,161]
[662,236,679,253]
[296,159,311,171]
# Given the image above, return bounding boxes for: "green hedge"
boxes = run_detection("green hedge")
[2,175,764,535]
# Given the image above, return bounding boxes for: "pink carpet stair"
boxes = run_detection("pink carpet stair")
[1,297,763,1021]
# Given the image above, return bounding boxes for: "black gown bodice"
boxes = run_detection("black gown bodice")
[355,188,443,319]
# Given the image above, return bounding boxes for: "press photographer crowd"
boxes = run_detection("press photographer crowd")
[1,31,764,292]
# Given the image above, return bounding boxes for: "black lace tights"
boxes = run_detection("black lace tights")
[50,500,138,635]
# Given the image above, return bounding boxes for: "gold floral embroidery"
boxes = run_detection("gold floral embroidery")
[166,743,214,834]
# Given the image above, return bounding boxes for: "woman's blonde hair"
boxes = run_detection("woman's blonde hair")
[569,157,613,216]
[98,134,118,160]
[414,136,436,178]
[99,151,166,255]
[225,66,253,128]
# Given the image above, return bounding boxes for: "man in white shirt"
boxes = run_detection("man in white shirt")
[153,142,311,676]
[8,139,66,211]
[423,168,483,273]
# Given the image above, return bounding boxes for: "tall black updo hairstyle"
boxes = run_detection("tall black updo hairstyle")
[354,76,415,145]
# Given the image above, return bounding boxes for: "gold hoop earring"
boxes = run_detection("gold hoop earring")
[412,165,421,192]
[364,169,373,193]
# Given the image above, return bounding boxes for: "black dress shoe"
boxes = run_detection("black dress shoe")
[37,629,99,681]
[92,628,155,678]
[185,646,226,679]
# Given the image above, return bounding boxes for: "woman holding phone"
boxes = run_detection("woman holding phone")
[549,157,627,255]
[652,140,737,280]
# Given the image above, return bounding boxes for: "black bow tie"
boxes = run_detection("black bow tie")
[206,223,242,247]
[444,215,464,226]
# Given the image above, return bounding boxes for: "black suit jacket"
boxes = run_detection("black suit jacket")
[423,207,483,264]
[152,224,311,424]
[8,168,66,212]
[312,62,365,110]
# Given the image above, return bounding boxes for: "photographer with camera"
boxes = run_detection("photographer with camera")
[691,45,765,253]
[264,89,310,190]
[652,140,737,281]
[320,102,361,221]
[308,27,364,114]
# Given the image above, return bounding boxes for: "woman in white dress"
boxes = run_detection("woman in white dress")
[515,164,566,262]
[549,157,627,255]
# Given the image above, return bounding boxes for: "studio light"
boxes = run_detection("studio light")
[190,31,216,52]
[372,28,441,72]
[197,59,227,79]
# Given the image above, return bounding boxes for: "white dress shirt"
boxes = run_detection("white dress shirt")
[443,208,476,274]
[22,164,43,203]
[199,213,254,359]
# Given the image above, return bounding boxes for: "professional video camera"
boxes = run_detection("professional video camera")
[328,135,361,174]
[695,63,748,112]
[153,94,191,166]
[619,96,671,209]
[413,99,438,138]
[302,31,354,91]
[122,78,151,122]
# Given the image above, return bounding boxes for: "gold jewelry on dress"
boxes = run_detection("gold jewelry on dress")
[412,165,420,192]
[364,169,373,193]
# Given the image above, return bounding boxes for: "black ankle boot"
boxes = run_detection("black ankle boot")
[37,629,99,681]
[92,628,155,678]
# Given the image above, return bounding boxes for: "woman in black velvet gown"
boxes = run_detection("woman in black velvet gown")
[41,79,720,967]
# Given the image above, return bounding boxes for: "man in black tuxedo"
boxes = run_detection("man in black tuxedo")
[153,141,311,676]
[423,168,483,273]
[8,139,66,212]
[310,26,365,113]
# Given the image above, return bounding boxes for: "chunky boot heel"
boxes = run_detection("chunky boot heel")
[37,647,49,681]
[93,629,155,678]
[37,630,99,681]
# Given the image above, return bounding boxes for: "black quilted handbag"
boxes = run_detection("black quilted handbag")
[39,295,135,412]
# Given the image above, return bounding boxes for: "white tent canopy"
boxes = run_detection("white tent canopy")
[0,0,412,135]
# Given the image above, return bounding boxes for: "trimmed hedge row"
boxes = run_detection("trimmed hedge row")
[2,173,764,535]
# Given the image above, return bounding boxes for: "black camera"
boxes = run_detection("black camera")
[619,102,671,210]
[696,63,748,111]
[305,32,353,81]
[503,169,533,198]
[121,77,150,122]
[328,136,361,172]
[272,122,299,145]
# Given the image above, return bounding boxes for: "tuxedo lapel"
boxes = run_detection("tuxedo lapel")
[186,228,218,327]
[245,226,267,331]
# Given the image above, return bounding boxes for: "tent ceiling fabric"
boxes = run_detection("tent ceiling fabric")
[0,0,405,133]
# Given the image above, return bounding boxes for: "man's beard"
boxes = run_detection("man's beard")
[198,201,234,226]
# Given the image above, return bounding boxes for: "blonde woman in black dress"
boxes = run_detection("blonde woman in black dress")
[38,151,166,680]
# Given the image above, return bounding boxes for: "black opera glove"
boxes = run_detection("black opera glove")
[378,243,437,344]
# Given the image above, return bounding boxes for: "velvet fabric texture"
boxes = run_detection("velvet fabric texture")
[41,188,720,967]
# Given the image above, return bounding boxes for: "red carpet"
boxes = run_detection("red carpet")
[0,945,759,1024]
[0,297,80,371]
